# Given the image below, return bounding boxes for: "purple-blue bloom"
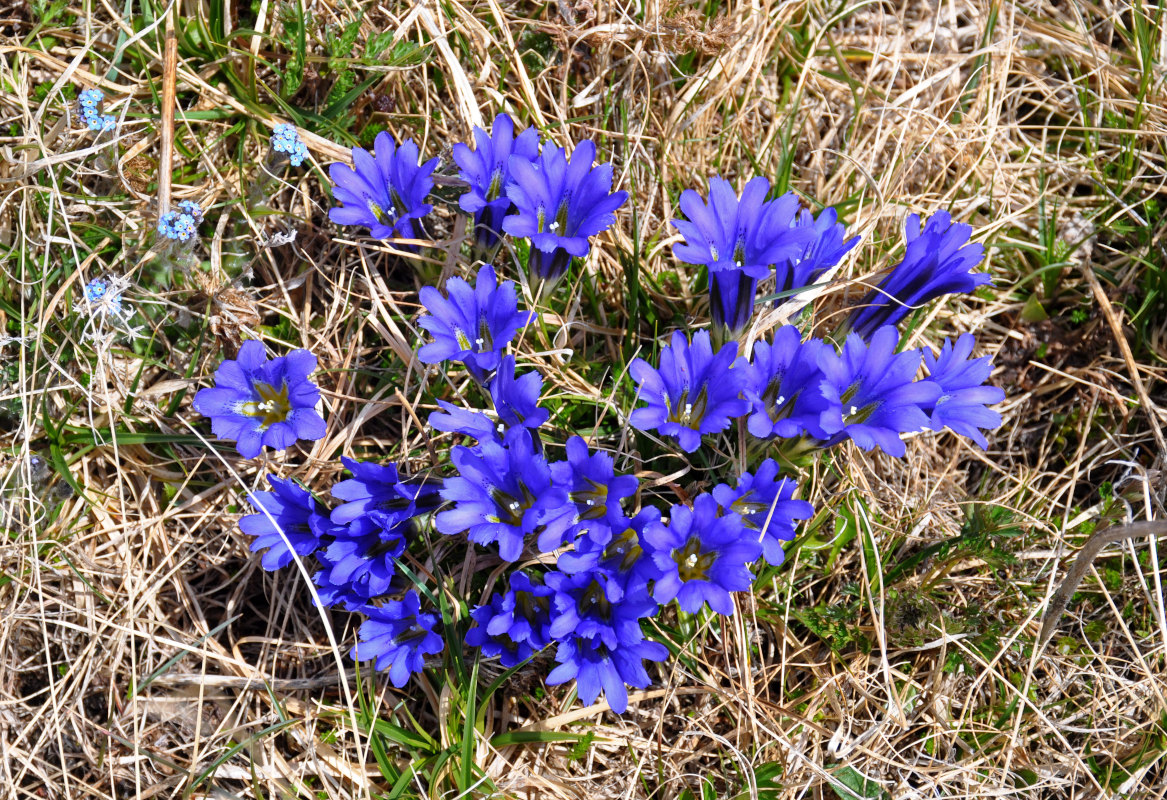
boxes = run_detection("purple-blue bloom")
[350,591,444,688]
[503,139,628,284]
[238,475,337,571]
[671,178,810,333]
[922,334,1005,448]
[331,458,442,534]
[466,571,553,667]
[328,132,437,240]
[545,570,658,650]
[645,494,761,616]
[712,460,813,565]
[556,507,663,597]
[628,329,750,453]
[744,325,832,440]
[817,326,942,458]
[773,207,860,307]
[429,357,546,443]
[417,265,535,383]
[453,112,541,251]
[435,431,570,561]
[546,635,668,713]
[313,520,408,609]
[548,436,639,541]
[192,340,327,459]
[848,211,989,340]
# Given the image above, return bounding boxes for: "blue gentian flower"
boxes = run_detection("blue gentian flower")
[503,139,628,285]
[313,520,408,610]
[192,340,327,459]
[417,265,536,383]
[645,494,761,615]
[628,330,750,453]
[556,507,663,597]
[744,325,832,440]
[548,436,639,542]
[350,591,444,687]
[435,431,571,561]
[78,88,115,131]
[545,570,658,649]
[922,334,1005,448]
[671,178,810,333]
[817,326,942,458]
[453,112,541,251]
[773,207,860,307]
[328,132,437,240]
[466,571,553,667]
[848,212,989,340]
[712,460,813,565]
[330,458,441,535]
[546,635,669,713]
[488,354,550,432]
[428,402,498,443]
[239,475,337,571]
[270,122,308,166]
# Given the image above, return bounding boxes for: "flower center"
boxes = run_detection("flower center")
[579,580,611,621]
[487,167,504,202]
[366,197,396,225]
[240,381,293,430]
[602,527,644,573]
[570,478,610,520]
[666,386,709,427]
[674,535,716,581]
[488,485,534,527]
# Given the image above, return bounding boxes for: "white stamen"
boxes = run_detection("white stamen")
[585,499,595,506]
[497,423,506,433]
[849,405,859,417]
[685,553,699,568]
[735,260,742,267]
[257,400,275,412]
[549,221,559,231]
[475,337,484,346]
[776,395,786,406]
[508,501,520,511]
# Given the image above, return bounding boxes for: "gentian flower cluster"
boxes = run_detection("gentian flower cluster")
[325,116,627,293]
[78,88,114,131]
[212,117,1006,718]
[270,123,308,166]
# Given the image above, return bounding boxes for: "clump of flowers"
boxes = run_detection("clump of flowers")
[77,88,115,131]
[270,123,308,167]
[157,201,203,243]
[211,121,1006,719]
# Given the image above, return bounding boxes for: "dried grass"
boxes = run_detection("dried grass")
[1,0,1166,797]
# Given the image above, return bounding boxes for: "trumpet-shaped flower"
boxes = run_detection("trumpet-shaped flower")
[453,112,541,250]
[712,460,813,565]
[817,326,941,457]
[744,325,832,440]
[922,334,1005,448]
[350,592,444,687]
[645,494,761,616]
[435,431,570,561]
[548,436,639,543]
[628,330,750,453]
[466,571,554,667]
[239,475,338,571]
[328,132,437,240]
[503,139,627,283]
[417,265,535,383]
[772,207,860,307]
[848,212,989,339]
[556,507,663,597]
[546,635,668,713]
[192,340,327,459]
[545,570,658,650]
